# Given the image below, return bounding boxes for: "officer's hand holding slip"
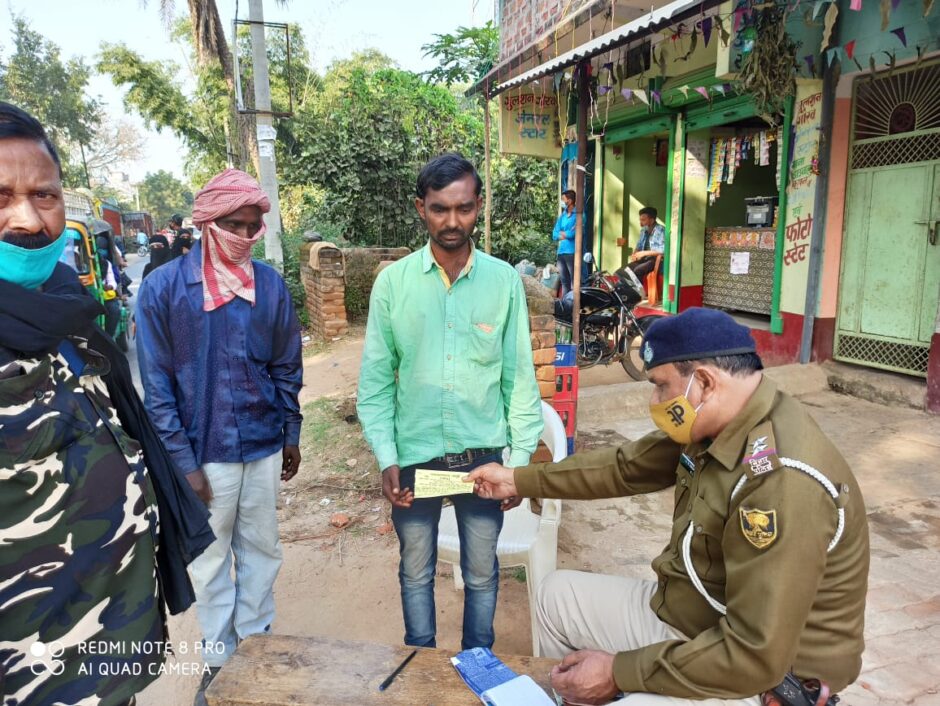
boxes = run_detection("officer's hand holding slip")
[466,462,518,500]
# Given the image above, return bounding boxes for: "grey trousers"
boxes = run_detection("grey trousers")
[536,570,761,706]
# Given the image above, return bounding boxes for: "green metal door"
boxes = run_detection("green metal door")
[835,62,940,377]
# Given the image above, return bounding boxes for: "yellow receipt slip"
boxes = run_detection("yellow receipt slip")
[413,469,475,498]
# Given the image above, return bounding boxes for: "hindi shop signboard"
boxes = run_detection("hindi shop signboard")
[498,91,563,160]
[780,80,822,316]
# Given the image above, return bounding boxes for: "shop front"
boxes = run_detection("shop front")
[638,81,824,366]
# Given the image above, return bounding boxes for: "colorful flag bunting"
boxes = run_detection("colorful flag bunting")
[651,90,662,105]
[598,85,611,95]
[805,54,816,75]
[701,17,713,47]
[694,86,710,100]
[678,85,690,98]
[844,40,856,59]
[621,88,633,101]
[850,0,862,9]
[890,26,907,47]
[634,89,649,105]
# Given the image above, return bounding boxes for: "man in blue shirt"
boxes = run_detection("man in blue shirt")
[136,169,303,701]
[628,206,665,280]
[552,189,581,296]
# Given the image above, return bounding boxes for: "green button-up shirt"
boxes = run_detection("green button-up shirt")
[357,241,543,471]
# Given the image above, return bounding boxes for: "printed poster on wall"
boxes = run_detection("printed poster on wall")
[780,79,823,316]
[499,91,563,160]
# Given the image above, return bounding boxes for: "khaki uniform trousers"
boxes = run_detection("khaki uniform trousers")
[536,570,761,706]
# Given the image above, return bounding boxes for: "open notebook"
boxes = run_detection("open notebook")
[451,647,556,706]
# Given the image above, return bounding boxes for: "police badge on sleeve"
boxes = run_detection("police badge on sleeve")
[740,508,778,549]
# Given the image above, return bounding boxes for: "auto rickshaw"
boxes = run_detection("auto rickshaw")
[59,218,134,352]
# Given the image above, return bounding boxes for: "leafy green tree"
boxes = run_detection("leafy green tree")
[0,15,100,185]
[97,43,229,184]
[287,52,479,248]
[421,22,498,86]
[138,170,194,227]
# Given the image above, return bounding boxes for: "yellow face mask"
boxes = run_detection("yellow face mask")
[649,374,703,445]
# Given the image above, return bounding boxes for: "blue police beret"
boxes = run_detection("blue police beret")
[641,307,758,370]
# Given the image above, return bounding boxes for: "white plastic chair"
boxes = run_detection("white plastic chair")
[437,400,568,656]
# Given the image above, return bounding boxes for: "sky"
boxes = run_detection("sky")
[3,0,495,183]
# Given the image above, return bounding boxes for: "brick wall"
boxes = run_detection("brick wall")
[522,274,557,401]
[300,242,348,341]
[499,0,569,60]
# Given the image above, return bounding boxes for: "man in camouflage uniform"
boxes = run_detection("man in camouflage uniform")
[0,102,165,705]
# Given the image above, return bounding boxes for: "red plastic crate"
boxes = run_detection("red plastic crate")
[554,365,579,402]
[551,400,577,438]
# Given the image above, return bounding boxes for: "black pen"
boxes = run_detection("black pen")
[378,649,417,691]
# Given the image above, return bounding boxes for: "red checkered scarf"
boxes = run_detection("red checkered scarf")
[192,169,271,312]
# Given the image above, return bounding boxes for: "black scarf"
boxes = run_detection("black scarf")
[0,264,214,614]
[0,269,103,358]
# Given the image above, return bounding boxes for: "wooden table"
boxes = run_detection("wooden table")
[206,634,560,705]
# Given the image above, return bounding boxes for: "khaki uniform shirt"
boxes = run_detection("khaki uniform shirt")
[514,377,869,698]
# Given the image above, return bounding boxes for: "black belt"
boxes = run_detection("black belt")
[428,447,502,469]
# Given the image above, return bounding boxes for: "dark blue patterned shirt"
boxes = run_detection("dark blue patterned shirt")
[136,242,302,474]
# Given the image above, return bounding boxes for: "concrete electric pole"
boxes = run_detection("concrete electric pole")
[248,0,284,268]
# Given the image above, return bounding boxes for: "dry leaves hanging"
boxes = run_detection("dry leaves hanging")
[736,9,798,124]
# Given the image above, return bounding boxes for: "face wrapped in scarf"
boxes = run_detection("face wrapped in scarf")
[192,169,271,312]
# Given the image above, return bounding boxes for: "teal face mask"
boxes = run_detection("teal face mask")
[0,234,68,290]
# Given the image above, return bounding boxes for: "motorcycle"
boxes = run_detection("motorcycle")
[554,257,663,381]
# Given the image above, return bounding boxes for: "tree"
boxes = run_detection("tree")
[421,21,498,87]
[85,117,145,180]
[288,52,479,248]
[138,170,194,227]
[98,43,229,184]
[0,15,101,185]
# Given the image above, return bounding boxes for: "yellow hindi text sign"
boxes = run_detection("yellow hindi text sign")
[498,91,562,159]
[413,469,475,498]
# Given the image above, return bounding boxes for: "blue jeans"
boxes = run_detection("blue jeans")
[392,453,504,650]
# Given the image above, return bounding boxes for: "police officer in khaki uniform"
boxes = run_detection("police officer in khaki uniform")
[469,308,869,706]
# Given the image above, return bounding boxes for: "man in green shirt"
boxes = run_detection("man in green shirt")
[468,308,868,705]
[357,153,543,650]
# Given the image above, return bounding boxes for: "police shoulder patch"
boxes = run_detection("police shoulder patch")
[742,421,782,479]
[739,507,778,549]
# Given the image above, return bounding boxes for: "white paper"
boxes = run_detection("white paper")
[730,251,750,275]
[413,469,474,498]
[482,675,556,706]
[256,124,277,141]
[686,139,709,180]
[258,142,275,158]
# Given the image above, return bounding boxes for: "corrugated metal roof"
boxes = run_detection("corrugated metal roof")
[488,0,711,96]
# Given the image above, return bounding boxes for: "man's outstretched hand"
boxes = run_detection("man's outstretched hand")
[550,650,618,705]
[382,465,414,509]
[465,462,519,501]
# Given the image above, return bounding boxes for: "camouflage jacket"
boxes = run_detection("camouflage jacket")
[0,341,165,706]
